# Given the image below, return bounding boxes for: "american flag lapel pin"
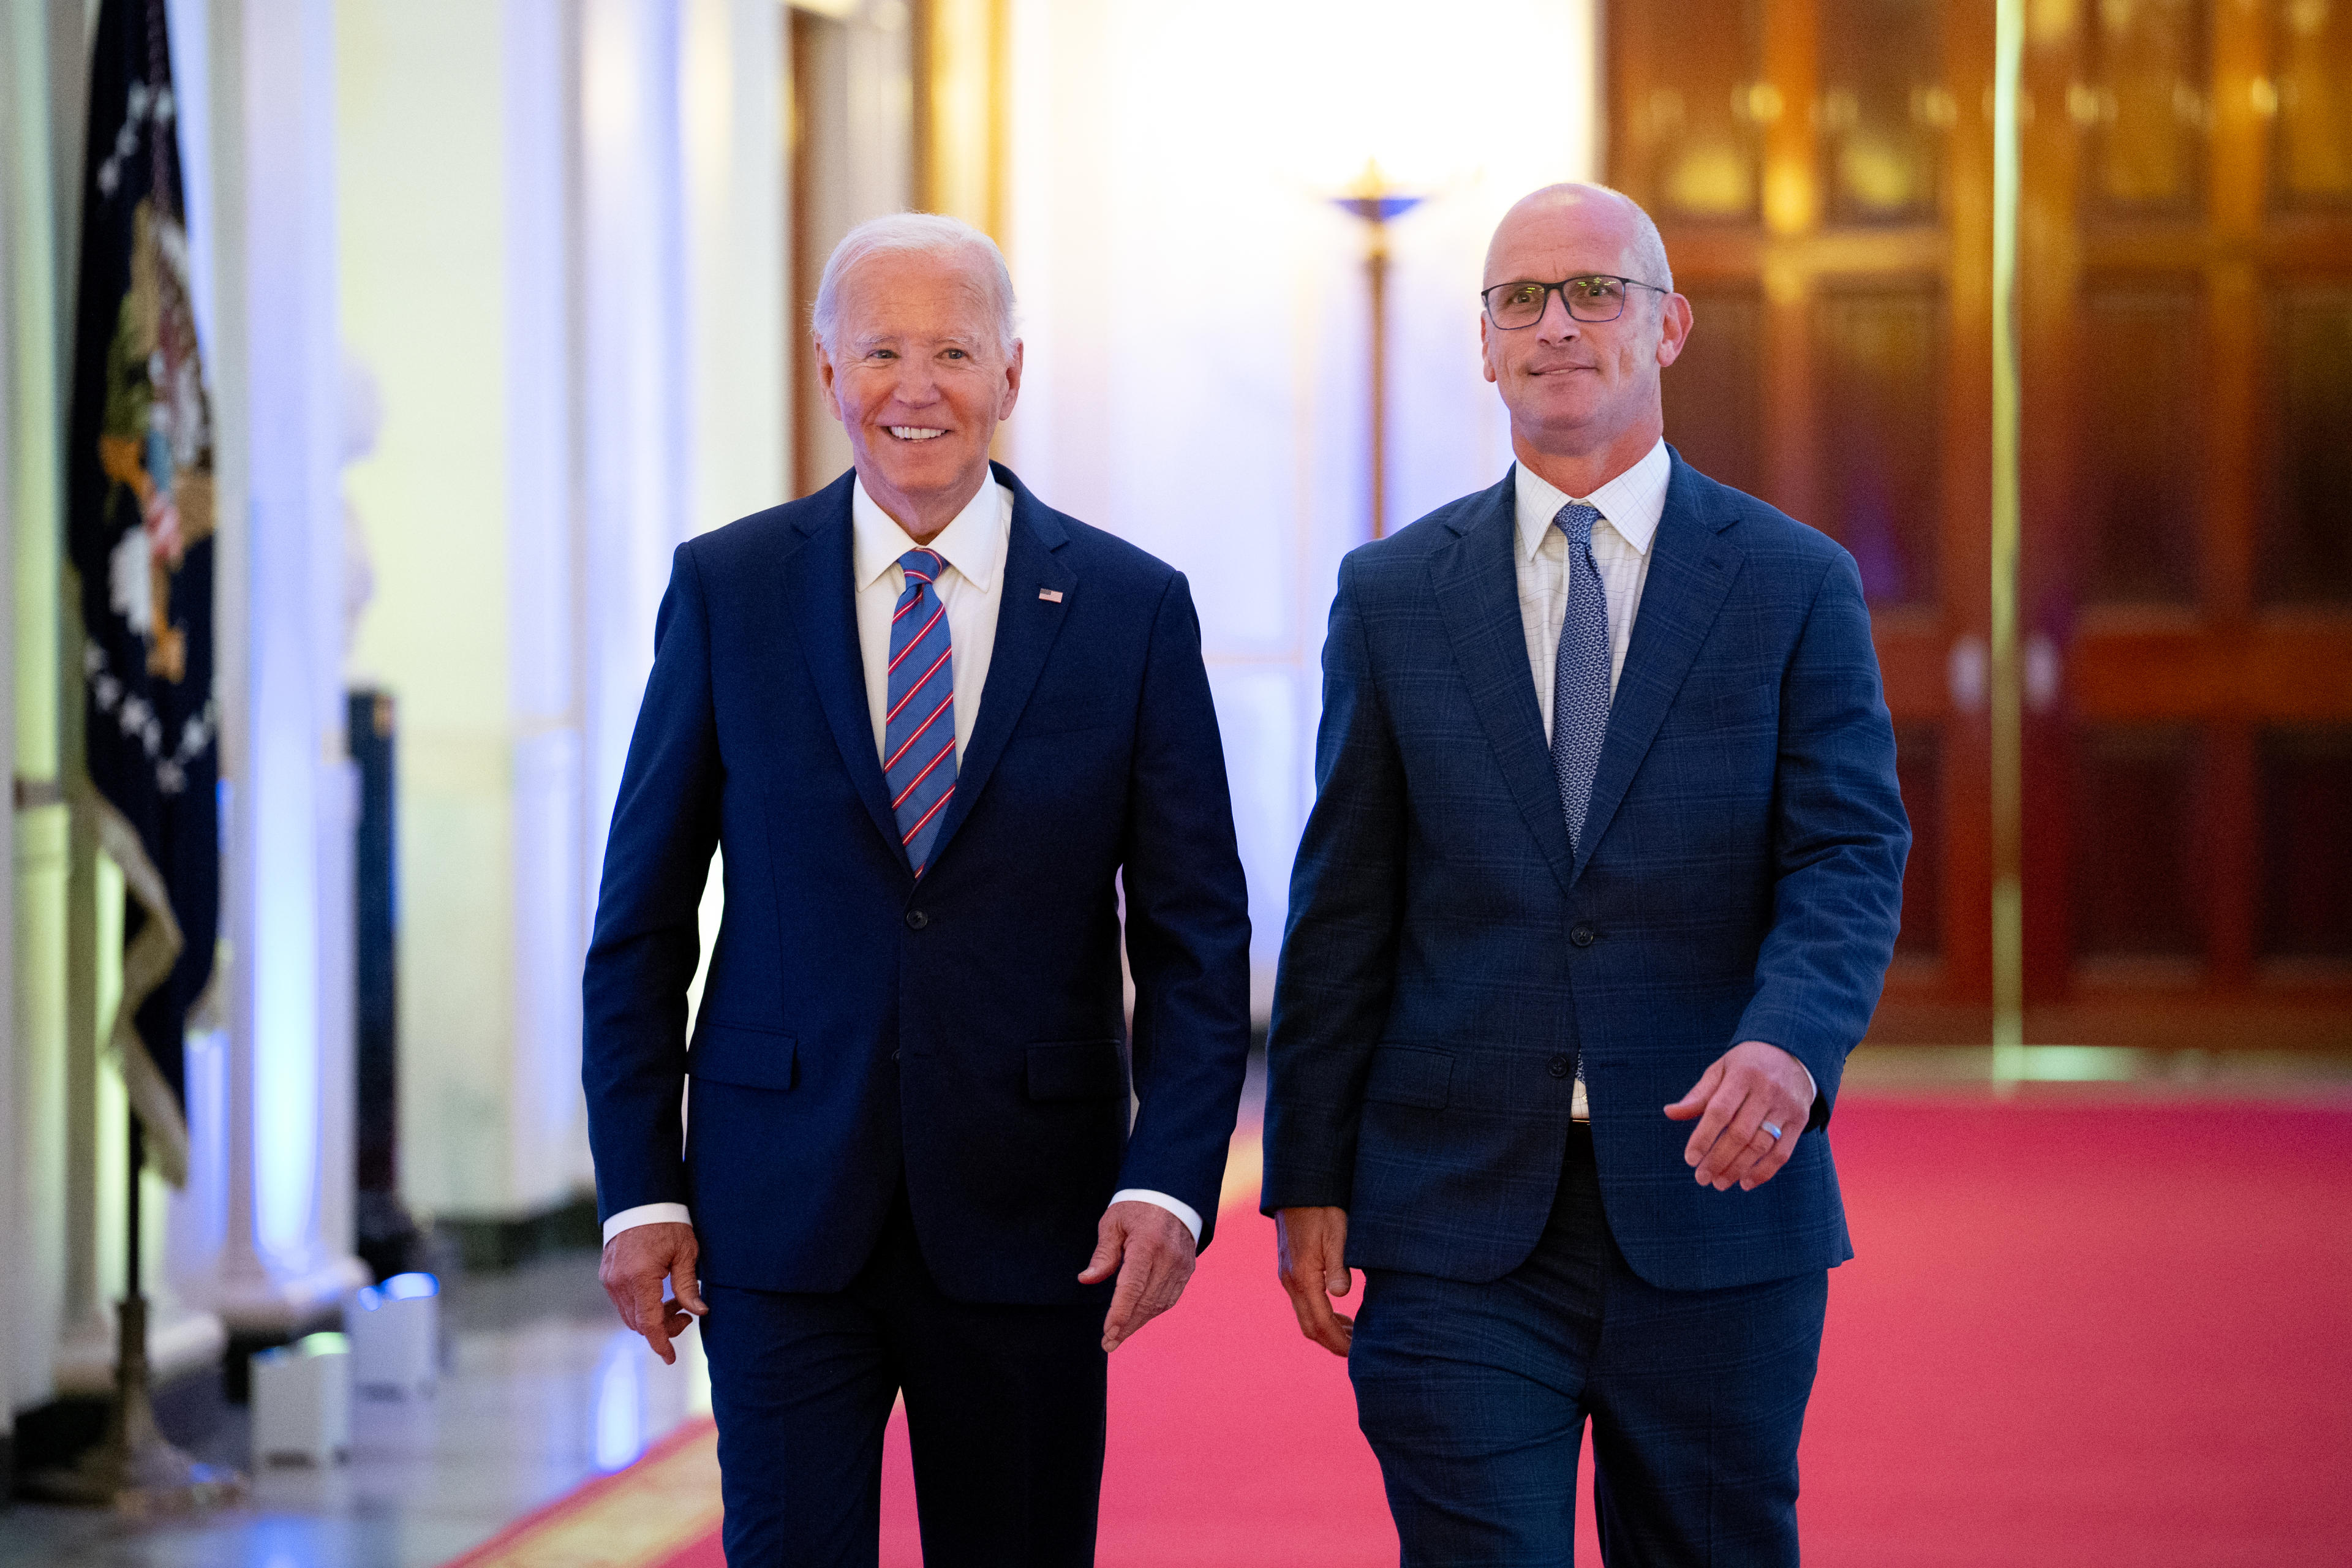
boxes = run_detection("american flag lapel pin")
[1038,588,1063,603]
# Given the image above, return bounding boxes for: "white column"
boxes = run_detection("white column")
[502,0,590,1212]
[579,0,692,928]
[208,0,366,1331]
[5,0,94,1411]
[683,0,786,535]
[581,0,789,1025]
[0,0,26,1430]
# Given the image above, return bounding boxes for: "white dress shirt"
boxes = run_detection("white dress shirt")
[1512,437,1671,723]
[1511,439,1812,1115]
[852,474,1011,767]
[605,475,1203,1246]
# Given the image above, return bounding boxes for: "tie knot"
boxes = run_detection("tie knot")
[898,548,943,586]
[1553,501,1602,550]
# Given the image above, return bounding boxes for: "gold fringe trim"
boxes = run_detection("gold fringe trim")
[77,776,193,1188]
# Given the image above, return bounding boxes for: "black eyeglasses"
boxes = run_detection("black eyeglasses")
[1481,274,1667,329]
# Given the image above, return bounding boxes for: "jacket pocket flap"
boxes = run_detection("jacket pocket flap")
[689,1023,797,1091]
[1363,1045,1452,1110]
[1025,1040,1126,1102]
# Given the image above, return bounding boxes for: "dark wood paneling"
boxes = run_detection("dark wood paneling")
[1817,0,1946,225]
[2261,286,2352,604]
[2071,725,2205,959]
[2073,616,2352,718]
[1870,619,1950,713]
[1894,720,1943,957]
[1615,0,2352,1045]
[1812,285,1943,606]
[2084,0,2209,215]
[2272,0,2352,210]
[1664,287,1765,499]
[1612,0,1767,222]
[2260,725,2352,957]
[2077,283,2201,603]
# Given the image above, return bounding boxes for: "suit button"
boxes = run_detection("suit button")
[905,910,928,930]
[891,1049,900,1063]
[1548,1054,1573,1079]
[1570,923,1596,948]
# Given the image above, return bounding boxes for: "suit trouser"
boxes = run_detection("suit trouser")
[699,1188,1107,1567]
[1348,1124,1828,1568]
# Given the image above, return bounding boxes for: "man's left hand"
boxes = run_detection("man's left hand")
[1664,1041,1815,1191]
[1079,1200,1198,1354]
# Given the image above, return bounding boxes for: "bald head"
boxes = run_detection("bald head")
[1477,182,1691,494]
[1483,184,1672,296]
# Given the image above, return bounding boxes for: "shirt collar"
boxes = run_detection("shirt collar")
[852,472,1011,594]
[1512,437,1672,562]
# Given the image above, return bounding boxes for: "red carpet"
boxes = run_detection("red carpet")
[596,1096,2352,1567]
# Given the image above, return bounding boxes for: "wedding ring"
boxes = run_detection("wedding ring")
[1762,1121,1784,1140]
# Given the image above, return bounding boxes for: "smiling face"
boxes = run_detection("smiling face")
[816,246,1022,540]
[1479,186,1691,483]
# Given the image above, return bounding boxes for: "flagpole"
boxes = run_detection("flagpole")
[28,1110,244,1511]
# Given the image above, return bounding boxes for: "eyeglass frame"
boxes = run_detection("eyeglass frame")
[1480,274,1670,329]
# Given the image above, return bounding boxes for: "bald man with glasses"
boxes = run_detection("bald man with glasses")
[1264,184,1909,1565]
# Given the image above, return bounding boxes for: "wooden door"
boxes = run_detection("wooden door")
[1608,0,2352,1050]
[1612,0,1998,1043]
[2019,0,2352,1048]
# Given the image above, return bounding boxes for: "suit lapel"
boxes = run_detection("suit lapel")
[1430,470,1578,900]
[782,471,907,867]
[920,463,1076,869]
[1573,453,1744,881]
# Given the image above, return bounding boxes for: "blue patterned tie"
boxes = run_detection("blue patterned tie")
[1551,502,1612,853]
[1553,502,1611,1108]
[884,548,957,873]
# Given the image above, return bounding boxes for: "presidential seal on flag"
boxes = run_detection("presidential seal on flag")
[67,0,222,1188]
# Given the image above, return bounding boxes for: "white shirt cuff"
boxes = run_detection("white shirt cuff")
[602,1202,693,1243]
[1109,1188,1203,1246]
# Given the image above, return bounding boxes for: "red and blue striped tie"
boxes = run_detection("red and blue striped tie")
[883,547,957,873]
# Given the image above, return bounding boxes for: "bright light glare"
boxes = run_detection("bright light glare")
[593,1331,647,1471]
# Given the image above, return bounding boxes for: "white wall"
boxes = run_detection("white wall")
[339,0,535,1218]
[1005,0,1602,1009]
[341,0,785,1223]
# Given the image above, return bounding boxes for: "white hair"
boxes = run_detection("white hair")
[810,212,1018,355]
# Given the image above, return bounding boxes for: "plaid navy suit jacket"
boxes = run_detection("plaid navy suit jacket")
[1263,452,1909,1292]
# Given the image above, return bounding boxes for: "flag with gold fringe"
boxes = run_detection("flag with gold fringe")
[66,0,220,1188]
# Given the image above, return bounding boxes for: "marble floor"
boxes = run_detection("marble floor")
[1,1251,707,1568]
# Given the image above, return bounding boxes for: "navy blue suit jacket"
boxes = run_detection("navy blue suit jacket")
[1262,453,1909,1292]
[583,465,1253,1306]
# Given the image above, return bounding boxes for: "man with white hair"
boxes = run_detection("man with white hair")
[583,213,1251,1564]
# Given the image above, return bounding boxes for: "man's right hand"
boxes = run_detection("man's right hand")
[599,1221,707,1365]
[1275,1206,1354,1356]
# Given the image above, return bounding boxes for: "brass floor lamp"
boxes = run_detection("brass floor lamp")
[1332,161,1426,541]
